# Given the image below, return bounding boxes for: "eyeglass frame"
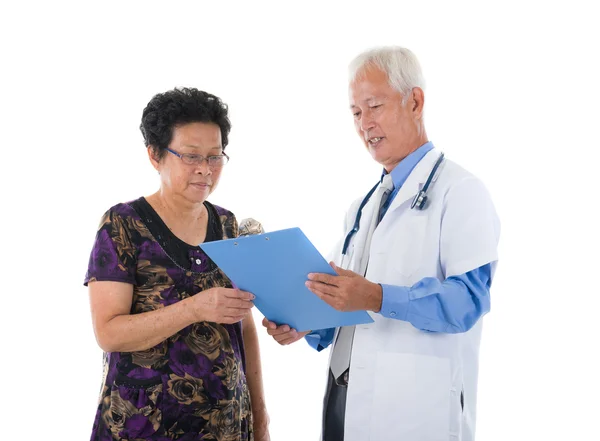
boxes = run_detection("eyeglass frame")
[165,148,230,168]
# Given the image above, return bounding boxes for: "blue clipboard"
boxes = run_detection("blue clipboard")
[200,227,374,332]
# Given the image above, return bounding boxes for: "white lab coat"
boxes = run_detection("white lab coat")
[328,149,500,441]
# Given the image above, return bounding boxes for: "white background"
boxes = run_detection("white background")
[1,1,599,440]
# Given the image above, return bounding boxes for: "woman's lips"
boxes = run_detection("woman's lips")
[191,183,210,189]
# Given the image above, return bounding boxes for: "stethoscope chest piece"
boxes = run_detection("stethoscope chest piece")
[410,190,428,210]
[410,152,444,211]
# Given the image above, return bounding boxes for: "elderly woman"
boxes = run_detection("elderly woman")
[84,88,269,441]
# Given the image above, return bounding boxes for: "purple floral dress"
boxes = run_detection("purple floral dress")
[84,198,253,441]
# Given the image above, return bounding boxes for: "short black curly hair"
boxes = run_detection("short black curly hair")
[140,87,231,159]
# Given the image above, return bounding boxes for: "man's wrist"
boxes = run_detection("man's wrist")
[368,282,383,312]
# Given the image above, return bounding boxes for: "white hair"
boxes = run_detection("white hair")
[349,46,425,102]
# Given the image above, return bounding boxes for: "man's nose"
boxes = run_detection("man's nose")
[360,111,376,132]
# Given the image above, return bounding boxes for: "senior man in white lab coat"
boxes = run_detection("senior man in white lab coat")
[263,46,500,441]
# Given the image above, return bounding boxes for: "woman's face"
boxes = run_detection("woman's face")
[150,122,225,204]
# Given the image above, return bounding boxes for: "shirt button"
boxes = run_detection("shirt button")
[195,259,202,265]
[390,311,397,317]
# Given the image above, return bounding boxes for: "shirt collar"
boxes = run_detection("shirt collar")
[381,141,434,189]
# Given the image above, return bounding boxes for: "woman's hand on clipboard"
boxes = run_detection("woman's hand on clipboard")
[191,287,255,324]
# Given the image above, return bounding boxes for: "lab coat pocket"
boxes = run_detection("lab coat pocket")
[371,352,451,441]
[449,386,463,439]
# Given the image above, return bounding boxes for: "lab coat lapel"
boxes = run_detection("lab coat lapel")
[384,149,441,217]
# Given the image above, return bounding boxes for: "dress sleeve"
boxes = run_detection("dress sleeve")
[84,208,138,286]
[221,211,239,240]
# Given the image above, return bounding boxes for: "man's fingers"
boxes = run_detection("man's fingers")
[267,324,292,336]
[330,261,356,277]
[262,318,287,331]
[306,281,336,297]
[279,337,301,345]
[261,317,276,329]
[307,272,338,286]
[260,318,302,341]
[306,282,339,302]
[310,288,337,308]
[279,331,305,345]
[268,327,310,345]
[276,331,300,345]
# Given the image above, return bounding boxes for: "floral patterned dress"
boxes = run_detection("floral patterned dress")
[84,197,253,441]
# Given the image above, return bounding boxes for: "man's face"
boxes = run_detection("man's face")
[349,66,424,171]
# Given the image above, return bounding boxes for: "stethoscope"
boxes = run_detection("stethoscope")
[341,152,445,255]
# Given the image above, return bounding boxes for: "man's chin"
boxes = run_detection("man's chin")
[369,147,389,163]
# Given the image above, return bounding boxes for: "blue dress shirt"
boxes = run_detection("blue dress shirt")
[306,142,493,351]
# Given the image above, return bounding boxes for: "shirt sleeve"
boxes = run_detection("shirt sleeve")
[83,209,137,286]
[379,264,492,333]
[377,175,499,333]
[305,328,336,351]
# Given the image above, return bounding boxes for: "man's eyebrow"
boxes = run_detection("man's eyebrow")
[350,96,384,108]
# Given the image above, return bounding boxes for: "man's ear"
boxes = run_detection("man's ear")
[411,87,425,119]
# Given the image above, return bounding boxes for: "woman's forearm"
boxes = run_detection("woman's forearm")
[96,297,197,352]
[242,314,269,432]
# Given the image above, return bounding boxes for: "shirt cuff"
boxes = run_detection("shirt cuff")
[305,328,334,352]
[379,284,410,320]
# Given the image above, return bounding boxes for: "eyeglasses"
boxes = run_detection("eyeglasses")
[166,148,230,168]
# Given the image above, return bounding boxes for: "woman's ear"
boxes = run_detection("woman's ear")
[147,146,161,172]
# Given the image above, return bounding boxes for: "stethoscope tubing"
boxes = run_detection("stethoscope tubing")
[341,152,445,256]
